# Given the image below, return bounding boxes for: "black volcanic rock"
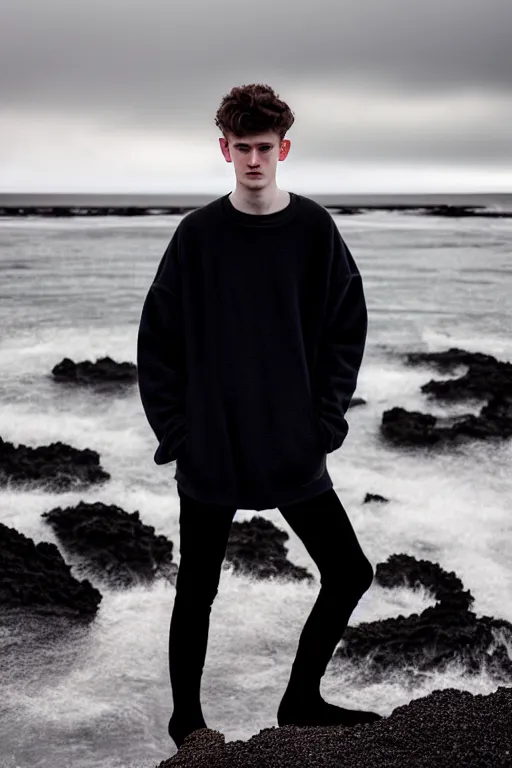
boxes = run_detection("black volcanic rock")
[334,553,512,682]
[375,553,471,606]
[156,686,512,767]
[339,603,512,682]
[407,348,495,370]
[419,204,512,218]
[382,395,512,445]
[363,493,389,504]
[51,356,137,386]
[224,517,314,583]
[41,501,178,587]
[2,203,512,219]
[0,522,101,618]
[331,207,365,215]
[0,436,110,491]
[0,205,194,218]
[380,347,512,446]
[407,347,512,402]
[381,407,440,445]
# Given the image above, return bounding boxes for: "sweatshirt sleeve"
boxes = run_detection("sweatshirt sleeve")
[313,220,368,454]
[137,226,188,465]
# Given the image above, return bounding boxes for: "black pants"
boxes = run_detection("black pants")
[169,486,375,719]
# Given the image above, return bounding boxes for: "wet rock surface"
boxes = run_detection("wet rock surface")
[0,436,110,491]
[0,522,101,619]
[41,500,178,587]
[407,348,512,402]
[363,493,389,504]
[224,516,314,582]
[348,396,366,408]
[381,347,512,445]
[419,204,512,218]
[336,553,512,682]
[2,203,512,219]
[51,356,137,387]
[157,686,512,767]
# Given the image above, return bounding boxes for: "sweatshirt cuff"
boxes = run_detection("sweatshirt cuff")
[153,419,188,465]
[316,414,349,454]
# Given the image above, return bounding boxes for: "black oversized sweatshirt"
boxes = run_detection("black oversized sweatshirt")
[136,191,368,511]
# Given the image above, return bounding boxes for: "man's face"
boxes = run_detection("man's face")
[219,130,290,189]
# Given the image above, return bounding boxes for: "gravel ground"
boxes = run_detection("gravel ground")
[157,685,512,768]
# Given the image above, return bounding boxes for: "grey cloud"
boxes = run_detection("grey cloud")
[1,0,511,184]
[1,0,511,111]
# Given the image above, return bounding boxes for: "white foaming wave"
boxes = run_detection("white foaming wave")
[420,327,512,363]
[0,325,137,376]
[0,215,183,231]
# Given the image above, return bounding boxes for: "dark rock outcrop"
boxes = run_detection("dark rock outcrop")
[363,493,388,504]
[0,206,192,217]
[156,686,512,767]
[51,356,137,387]
[335,553,512,682]
[381,347,512,446]
[0,522,101,619]
[419,204,512,218]
[42,501,178,587]
[223,516,314,583]
[382,396,512,445]
[408,348,512,402]
[0,436,110,491]
[2,203,511,219]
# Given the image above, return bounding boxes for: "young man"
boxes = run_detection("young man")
[137,83,382,750]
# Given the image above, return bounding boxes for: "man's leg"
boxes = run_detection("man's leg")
[168,487,237,748]
[277,488,382,727]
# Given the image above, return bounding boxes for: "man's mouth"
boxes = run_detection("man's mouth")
[247,172,262,176]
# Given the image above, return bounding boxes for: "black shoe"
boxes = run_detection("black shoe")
[168,712,208,749]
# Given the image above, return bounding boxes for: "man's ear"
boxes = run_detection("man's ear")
[279,139,291,161]
[219,137,231,162]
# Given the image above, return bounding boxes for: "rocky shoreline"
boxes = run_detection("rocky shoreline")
[157,685,512,767]
[1,203,512,218]
[1,345,511,766]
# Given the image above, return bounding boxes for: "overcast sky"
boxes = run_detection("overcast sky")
[1,0,511,194]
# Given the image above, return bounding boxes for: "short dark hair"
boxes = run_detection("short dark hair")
[214,83,295,146]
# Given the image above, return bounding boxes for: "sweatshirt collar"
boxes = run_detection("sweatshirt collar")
[220,191,300,227]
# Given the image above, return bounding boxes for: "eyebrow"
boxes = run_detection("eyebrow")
[233,141,274,148]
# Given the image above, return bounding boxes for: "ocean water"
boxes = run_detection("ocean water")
[0,202,511,767]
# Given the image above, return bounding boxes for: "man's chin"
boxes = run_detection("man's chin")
[242,177,266,189]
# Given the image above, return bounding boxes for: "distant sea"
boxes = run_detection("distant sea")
[0,190,511,767]
[1,190,512,214]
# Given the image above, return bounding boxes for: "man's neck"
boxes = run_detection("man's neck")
[228,188,290,216]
